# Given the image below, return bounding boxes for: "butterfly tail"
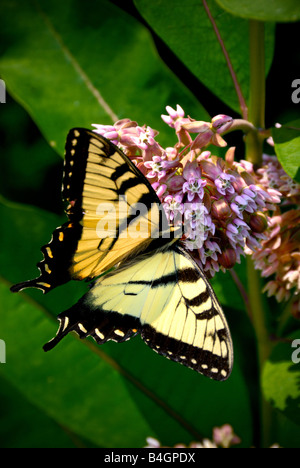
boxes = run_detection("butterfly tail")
[43,316,71,351]
[43,300,89,352]
[43,296,142,352]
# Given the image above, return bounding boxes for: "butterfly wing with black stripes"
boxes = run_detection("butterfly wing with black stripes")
[11,128,173,294]
[44,245,233,381]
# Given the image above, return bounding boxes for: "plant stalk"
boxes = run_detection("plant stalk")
[246,20,275,447]
[246,21,266,166]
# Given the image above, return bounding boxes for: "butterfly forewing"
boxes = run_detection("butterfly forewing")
[11,129,172,293]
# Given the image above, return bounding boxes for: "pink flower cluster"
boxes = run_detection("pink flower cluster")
[144,423,280,448]
[145,424,241,449]
[247,155,300,312]
[92,105,281,278]
[257,154,300,199]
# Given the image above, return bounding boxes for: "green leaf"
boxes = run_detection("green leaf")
[272,120,300,183]
[134,0,275,114]
[0,197,253,447]
[215,0,300,22]
[262,332,300,426]
[0,0,208,154]
[275,411,300,448]
[0,377,79,448]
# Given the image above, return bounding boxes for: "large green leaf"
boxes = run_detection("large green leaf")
[0,197,253,447]
[272,120,300,183]
[262,332,300,426]
[0,0,208,154]
[133,0,275,114]
[215,0,300,22]
[0,377,79,448]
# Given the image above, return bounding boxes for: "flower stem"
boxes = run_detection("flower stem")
[226,118,257,135]
[245,20,275,447]
[202,0,248,119]
[246,21,266,165]
[246,260,275,447]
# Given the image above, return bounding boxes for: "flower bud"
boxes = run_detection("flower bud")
[181,121,210,133]
[204,179,219,198]
[263,280,279,297]
[218,247,237,269]
[191,130,214,149]
[202,192,212,212]
[200,160,220,180]
[167,175,185,191]
[231,172,247,193]
[225,147,236,167]
[249,212,268,233]
[211,115,233,133]
[197,150,211,161]
[211,198,231,220]
[161,114,173,126]
[165,146,178,160]
[165,105,179,118]
[211,133,228,147]
[156,184,167,198]
[240,170,256,186]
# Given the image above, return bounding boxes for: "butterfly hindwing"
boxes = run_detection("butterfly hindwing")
[141,246,233,381]
[11,128,170,294]
[44,245,233,381]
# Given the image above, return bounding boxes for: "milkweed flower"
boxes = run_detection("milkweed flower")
[92,119,139,146]
[215,173,236,196]
[239,153,300,310]
[92,105,282,279]
[226,219,251,246]
[144,155,180,180]
[163,194,184,224]
[161,104,185,127]
[212,424,241,448]
[253,209,300,309]
[182,162,207,201]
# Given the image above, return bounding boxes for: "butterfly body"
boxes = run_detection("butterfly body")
[11,128,233,381]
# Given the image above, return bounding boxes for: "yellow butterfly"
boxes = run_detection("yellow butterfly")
[11,128,233,381]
